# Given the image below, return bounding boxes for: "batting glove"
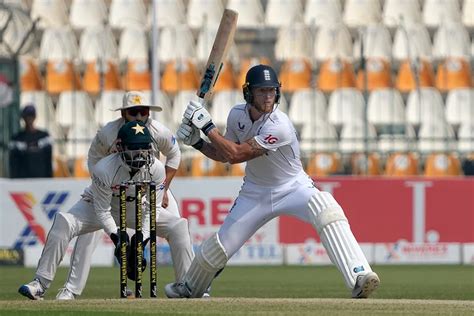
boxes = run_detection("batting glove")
[110,230,129,265]
[183,100,216,135]
[177,119,202,147]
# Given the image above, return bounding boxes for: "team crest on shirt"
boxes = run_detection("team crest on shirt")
[264,134,278,144]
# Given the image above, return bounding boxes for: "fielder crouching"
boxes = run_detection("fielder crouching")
[18,121,192,300]
[166,64,380,299]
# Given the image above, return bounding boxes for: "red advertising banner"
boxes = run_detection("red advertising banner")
[279,177,474,243]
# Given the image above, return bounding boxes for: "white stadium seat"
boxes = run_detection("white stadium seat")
[159,25,196,63]
[406,88,446,128]
[95,90,124,127]
[142,90,174,129]
[79,26,118,63]
[211,89,245,130]
[300,120,339,152]
[418,118,457,153]
[343,0,382,29]
[463,0,474,29]
[226,0,265,29]
[109,0,147,30]
[119,27,149,62]
[70,0,108,30]
[367,89,405,129]
[353,24,392,61]
[187,0,224,29]
[305,0,343,27]
[445,88,474,128]
[423,0,462,29]
[313,23,353,62]
[432,21,471,60]
[172,90,201,127]
[327,88,365,129]
[275,24,312,61]
[39,27,79,62]
[458,122,474,153]
[383,0,422,29]
[265,0,303,27]
[196,24,239,65]
[378,124,417,153]
[31,0,68,29]
[56,91,95,137]
[392,22,432,62]
[148,0,186,28]
[339,121,378,153]
[288,89,327,132]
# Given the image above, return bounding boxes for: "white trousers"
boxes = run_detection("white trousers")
[35,191,194,294]
[217,172,372,289]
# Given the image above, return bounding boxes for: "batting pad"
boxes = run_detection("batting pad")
[184,233,228,298]
[308,192,372,289]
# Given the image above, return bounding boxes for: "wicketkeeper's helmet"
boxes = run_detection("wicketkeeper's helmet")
[117,121,153,170]
[242,64,281,104]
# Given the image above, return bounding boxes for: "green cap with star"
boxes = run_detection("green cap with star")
[117,121,152,149]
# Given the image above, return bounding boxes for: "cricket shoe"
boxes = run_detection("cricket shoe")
[352,271,380,298]
[18,278,45,300]
[164,282,191,298]
[56,287,76,300]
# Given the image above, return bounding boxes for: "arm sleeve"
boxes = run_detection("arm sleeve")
[90,166,116,235]
[254,121,292,151]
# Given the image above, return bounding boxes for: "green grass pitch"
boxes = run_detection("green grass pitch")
[1,265,473,315]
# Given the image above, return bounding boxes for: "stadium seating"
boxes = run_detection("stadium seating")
[458,122,474,153]
[343,0,382,30]
[70,0,108,30]
[20,91,60,138]
[187,0,224,29]
[356,58,392,91]
[56,91,95,138]
[445,88,474,131]
[161,60,200,94]
[279,58,313,93]
[392,22,432,62]
[119,27,151,91]
[19,57,43,91]
[378,124,417,154]
[385,152,420,176]
[306,152,342,176]
[299,120,339,153]
[433,21,471,61]
[418,119,457,153]
[31,0,68,29]
[423,0,462,30]
[172,90,200,127]
[265,0,303,28]
[142,90,174,129]
[395,59,435,93]
[313,24,353,62]
[383,0,422,29]
[463,0,474,29]
[147,0,186,28]
[94,90,124,127]
[317,58,356,93]
[275,24,312,61]
[226,0,265,29]
[367,88,405,132]
[424,153,462,176]
[190,155,227,177]
[211,89,245,130]
[109,0,147,30]
[339,120,378,153]
[159,25,196,63]
[288,89,327,133]
[406,88,446,129]
[327,88,365,130]
[435,57,472,92]
[304,0,343,27]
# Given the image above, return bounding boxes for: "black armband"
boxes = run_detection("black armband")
[201,122,216,136]
[192,138,205,150]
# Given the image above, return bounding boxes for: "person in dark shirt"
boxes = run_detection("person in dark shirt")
[9,104,53,178]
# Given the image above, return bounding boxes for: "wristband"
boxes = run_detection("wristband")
[201,122,216,136]
[192,138,205,150]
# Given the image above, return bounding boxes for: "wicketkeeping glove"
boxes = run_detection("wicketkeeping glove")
[127,234,148,281]
[183,100,216,135]
[110,230,129,265]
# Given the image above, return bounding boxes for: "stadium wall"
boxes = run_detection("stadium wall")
[0,177,472,266]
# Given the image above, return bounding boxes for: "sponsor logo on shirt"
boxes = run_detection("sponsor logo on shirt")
[264,134,278,144]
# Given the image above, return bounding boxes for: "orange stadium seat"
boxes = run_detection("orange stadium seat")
[73,157,90,178]
[46,60,82,94]
[306,152,342,177]
[190,156,227,177]
[385,152,420,176]
[161,60,200,94]
[435,58,472,92]
[424,153,462,176]
[82,61,121,95]
[123,60,151,91]
[229,162,245,177]
[19,57,43,91]
[279,58,312,93]
[53,155,71,178]
[395,59,435,93]
[317,59,356,93]
[356,58,392,91]
[349,152,382,176]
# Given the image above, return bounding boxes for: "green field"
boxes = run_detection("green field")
[1,265,473,315]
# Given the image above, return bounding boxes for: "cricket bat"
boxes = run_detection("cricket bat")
[197,9,238,105]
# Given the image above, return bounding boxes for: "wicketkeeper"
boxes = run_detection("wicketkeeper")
[18,121,192,300]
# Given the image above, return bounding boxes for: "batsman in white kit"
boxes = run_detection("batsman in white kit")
[49,91,195,300]
[166,64,380,299]
[18,121,188,300]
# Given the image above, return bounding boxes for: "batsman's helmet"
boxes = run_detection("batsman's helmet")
[242,64,281,104]
[117,121,153,169]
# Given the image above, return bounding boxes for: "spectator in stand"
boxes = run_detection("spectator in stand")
[9,104,53,178]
